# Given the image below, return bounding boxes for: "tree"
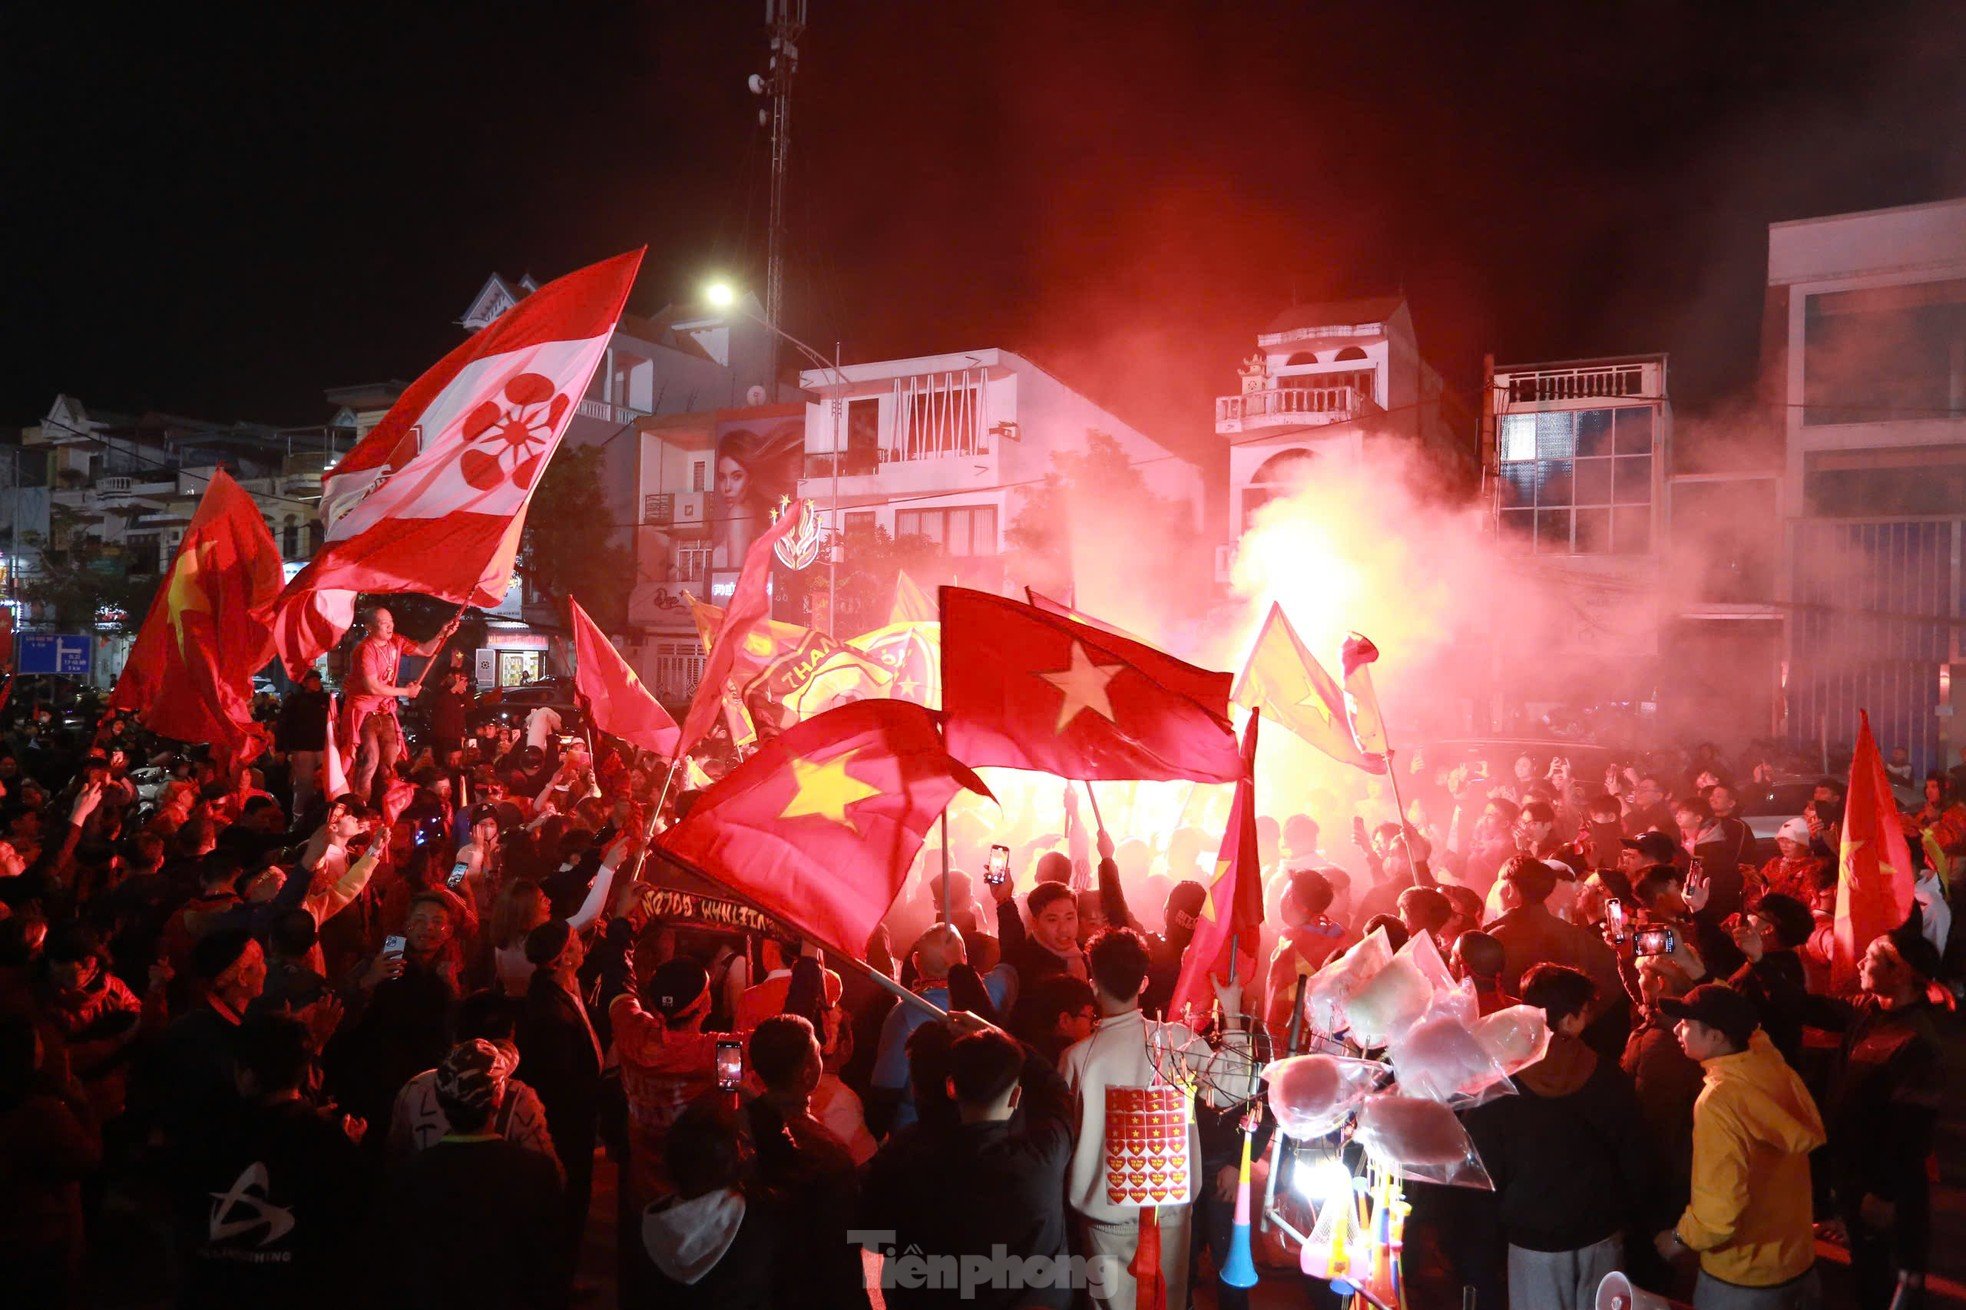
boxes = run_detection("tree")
[778,525,948,636]
[518,444,633,630]
[19,520,162,634]
[1006,429,1206,617]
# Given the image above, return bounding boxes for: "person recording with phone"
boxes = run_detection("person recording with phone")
[742,1014,870,1310]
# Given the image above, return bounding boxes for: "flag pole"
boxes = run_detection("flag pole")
[939,809,951,924]
[1081,779,1107,835]
[653,755,683,822]
[651,839,949,1023]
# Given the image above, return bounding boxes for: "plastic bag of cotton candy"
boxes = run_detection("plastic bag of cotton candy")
[1304,926,1465,1050]
[1377,932,1503,1106]
[1301,928,1395,1041]
[1387,989,1553,1109]
[1352,1094,1495,1190]
[1261,1053,1387,1141]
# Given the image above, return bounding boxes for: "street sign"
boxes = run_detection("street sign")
[18,633,93,678]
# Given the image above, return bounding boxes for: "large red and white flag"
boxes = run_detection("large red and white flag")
[265,249,644,673]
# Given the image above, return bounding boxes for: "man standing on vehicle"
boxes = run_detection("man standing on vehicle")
[343,606,457,802]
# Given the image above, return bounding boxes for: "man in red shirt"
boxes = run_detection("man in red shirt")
[343,606,456,802]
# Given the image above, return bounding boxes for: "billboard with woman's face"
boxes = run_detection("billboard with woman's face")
[713,414,806,569]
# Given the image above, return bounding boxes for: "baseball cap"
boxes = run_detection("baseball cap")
[1622,831,1678,865]
[1659,983,1759,1049]
[470,802,501,826]
[646,958,709,1019]
[436,1038,509,1119]
[1776,817,1811,847]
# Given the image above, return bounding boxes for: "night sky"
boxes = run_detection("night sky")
[7,1,1965,456]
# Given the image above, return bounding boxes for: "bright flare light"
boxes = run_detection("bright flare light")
[704,281,737,310]
[1292,1155,1358,1206]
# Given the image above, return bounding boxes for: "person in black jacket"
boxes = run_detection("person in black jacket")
[514,918,603,1294]
[179,1015,372,1310]
[1727,893,1814,1069]
[1465,963,1658,1310]
[860,1013,1076,1310]
[372,1038,563,1310]
[1820,923,1947,1310]
[274,671,331,821]
[642,1097,789,1309]
[743,1014,870,1310]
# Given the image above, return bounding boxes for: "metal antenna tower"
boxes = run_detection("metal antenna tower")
[753,0,806,381]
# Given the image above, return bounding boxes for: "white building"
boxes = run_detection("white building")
[1219,296,1472,551]
[1765,196,1966,771]
[620,347,1205,696]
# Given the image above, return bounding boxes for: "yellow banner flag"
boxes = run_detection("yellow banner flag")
[1233,603,1385,773]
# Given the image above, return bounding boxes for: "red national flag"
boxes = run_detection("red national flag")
[108,471,283,774]
[569,594,679,757]
[1833,710,1917,990]
[265,249,643,673]
[1169,711,1263,1019]
[941,587,1241,782]
[659,699,992,958]
[1023,587,1152,645]
[673,499,808,758]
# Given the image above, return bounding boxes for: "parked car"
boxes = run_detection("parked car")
[1734,778,1821,859]
[1734,772,1920,861]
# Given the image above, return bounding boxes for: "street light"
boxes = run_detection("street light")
[700,282,850,632]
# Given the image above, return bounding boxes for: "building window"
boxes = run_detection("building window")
[1333,346,1370,362]
[894,369,986,460]
[672,544,712,584]
[307,520,324,555]
[1279,367,1374,398]
[895,504,999,556]
[282,515,300,558]
[1803,279,1966,426]
[846,398,880,474]
[844,511,876,536]
[1803,445,1966,516]
[1497,407,1653,554]
[690,460,706,492]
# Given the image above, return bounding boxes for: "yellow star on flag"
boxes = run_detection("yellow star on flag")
[1292,678,1336,726]
[165,539,214,656]
[1037,641,1124,733]
[779,748,883,830]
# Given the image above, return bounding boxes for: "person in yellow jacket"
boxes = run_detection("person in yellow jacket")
[1652,982,1827,1309]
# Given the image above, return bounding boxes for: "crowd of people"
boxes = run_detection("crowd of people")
[0,621,1960,1310]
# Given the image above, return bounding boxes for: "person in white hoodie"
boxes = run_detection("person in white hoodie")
[642,1097,788,1310]
[1060,927,1205,1310]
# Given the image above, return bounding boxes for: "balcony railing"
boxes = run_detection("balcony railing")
[1216,384,1374,430]
[577,398,647,425]
[96,476,133,494]
[1501,365,1651,405]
